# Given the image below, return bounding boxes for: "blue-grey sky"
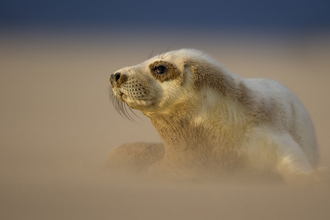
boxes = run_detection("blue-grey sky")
[1,0,329,30]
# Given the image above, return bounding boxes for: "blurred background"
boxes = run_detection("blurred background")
[1,0,330,29]
[1,1,330,220]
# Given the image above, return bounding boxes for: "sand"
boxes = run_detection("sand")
[0,29,330,220]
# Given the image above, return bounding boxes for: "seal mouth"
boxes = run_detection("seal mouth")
[115,90,138,103]
[117,91,125,102]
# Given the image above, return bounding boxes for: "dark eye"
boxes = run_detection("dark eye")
[154,65,167,74]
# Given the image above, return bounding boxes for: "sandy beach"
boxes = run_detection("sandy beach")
[1,29,329,220]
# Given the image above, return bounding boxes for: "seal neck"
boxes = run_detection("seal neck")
[150,110,241,150]
[149,111,247,171]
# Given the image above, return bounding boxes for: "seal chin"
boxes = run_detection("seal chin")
[122,95,156,112]
[124,97,145,109]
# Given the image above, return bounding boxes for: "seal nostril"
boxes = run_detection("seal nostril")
[112,72,128,88]
[114,72,121,82]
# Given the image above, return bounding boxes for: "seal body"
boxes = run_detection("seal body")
[108,49,325,185]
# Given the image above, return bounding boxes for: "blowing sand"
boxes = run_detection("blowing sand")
[0,29,329,220]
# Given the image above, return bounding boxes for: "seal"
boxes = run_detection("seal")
[107,48,327,185]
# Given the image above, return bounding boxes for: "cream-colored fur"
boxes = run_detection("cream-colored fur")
[108,49,328,185]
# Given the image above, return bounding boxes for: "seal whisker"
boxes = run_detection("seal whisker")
[148,48,156,59]
[160,46,172,59]
[124,102,141,121]
[108,86,138,122]
[158,49,163,60]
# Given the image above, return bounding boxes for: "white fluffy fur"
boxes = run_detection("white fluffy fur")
[109,49,327,185]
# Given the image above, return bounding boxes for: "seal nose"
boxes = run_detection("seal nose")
[114,72,121,82]
[110,72,128,88]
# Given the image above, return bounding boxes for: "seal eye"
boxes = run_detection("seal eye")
[154,65,167,74]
